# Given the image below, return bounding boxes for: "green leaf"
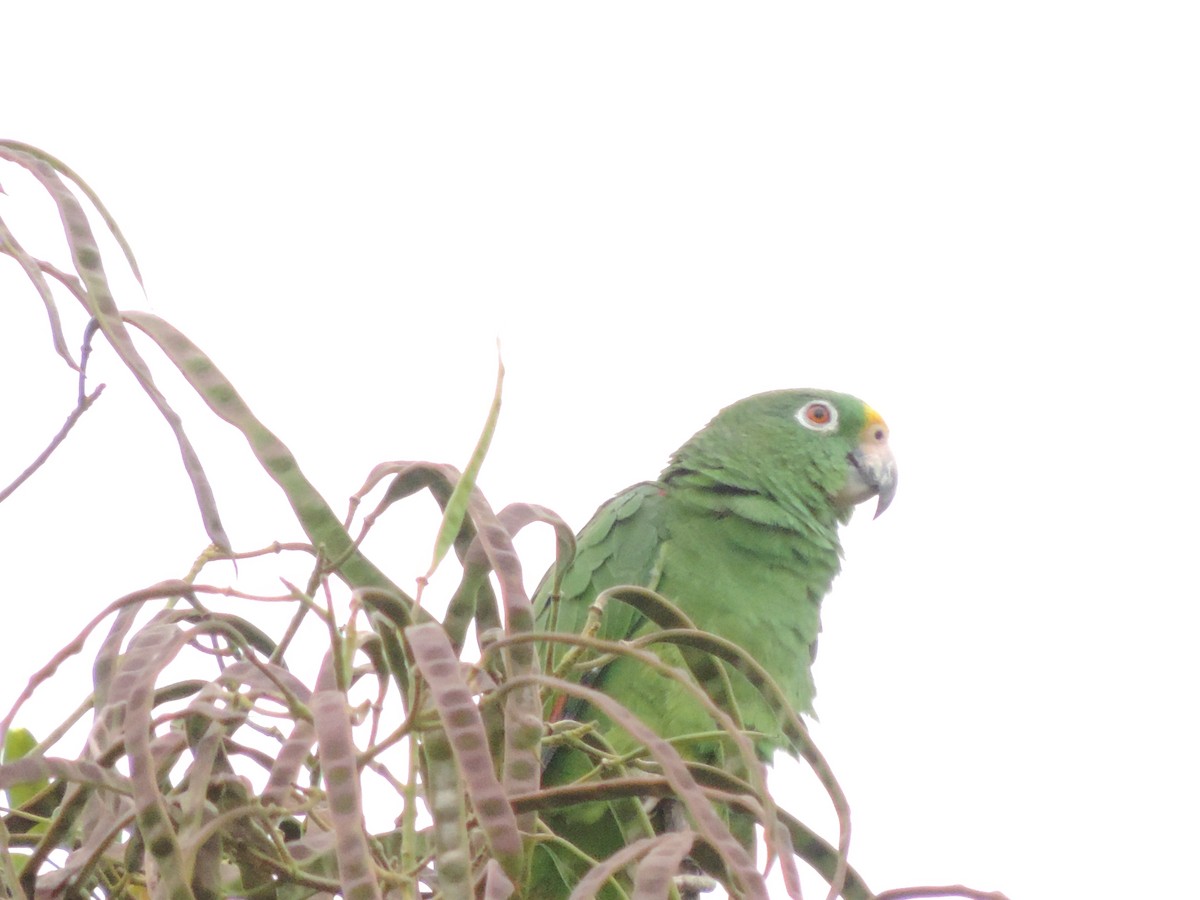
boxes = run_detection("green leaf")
[2,728,47,812]
[426,347,504,580]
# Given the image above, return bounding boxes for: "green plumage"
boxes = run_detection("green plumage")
[528,389,896,897]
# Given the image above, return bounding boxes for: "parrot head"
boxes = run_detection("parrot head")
[666,389,898,524]
[830,400,897,518]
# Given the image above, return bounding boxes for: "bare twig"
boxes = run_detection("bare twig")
[875,886,1011,900]
[0,321,105,503]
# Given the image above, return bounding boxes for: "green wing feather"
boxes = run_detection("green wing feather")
[528,483,670,900]
[537,481,668,651]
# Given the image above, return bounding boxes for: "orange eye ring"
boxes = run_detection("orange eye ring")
[797,400,838,432]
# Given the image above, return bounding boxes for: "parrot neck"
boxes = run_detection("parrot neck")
[660,464,844,555]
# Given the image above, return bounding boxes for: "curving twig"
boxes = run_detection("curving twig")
[875,887,1011,900]
[0,320,105,504]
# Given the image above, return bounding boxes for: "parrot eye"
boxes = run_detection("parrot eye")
[797,401,838,432]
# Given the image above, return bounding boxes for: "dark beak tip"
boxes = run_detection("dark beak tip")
[872,476,898,519]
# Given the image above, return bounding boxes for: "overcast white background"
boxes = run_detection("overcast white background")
[3,5,1198,899]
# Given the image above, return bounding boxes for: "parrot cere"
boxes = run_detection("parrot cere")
[529,388,896,896]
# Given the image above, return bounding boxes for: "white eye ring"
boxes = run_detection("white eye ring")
[796,400,838,432]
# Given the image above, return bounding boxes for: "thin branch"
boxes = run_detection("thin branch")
[0,321,105,504]
[874,887,1011,900]
[0,387,104,503]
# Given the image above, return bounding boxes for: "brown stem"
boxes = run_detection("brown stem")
[875,886,1011,900]
[0,319,105,503]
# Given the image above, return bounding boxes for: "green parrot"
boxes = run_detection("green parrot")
[528,389,896,897]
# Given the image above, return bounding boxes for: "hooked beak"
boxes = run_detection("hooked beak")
[837,412,898,518]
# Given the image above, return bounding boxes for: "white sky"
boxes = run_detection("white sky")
[3,5,1198,899]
